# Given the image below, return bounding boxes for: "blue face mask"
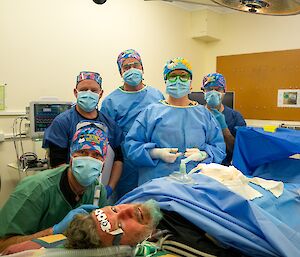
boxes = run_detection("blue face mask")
[123,68,143,87]
[204,91,222,107]
[77,90,99,112]
[166,80,191,99]
[72,156,104,187]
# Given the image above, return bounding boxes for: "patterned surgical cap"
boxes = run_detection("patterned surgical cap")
[163,57,192,80]
[202,73,226,90]
[70,124,108,159]
[117,49,143,74]
[76,71,102,86]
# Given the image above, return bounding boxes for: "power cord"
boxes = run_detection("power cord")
[19,152,38,170]
[12,116,48,173]
[12,116,28,168]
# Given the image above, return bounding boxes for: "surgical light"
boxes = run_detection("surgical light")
[93,0,107,4]
[145,0,300,16]
[212,0,300,15]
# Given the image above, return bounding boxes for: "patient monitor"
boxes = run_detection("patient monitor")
[28,101,72,139]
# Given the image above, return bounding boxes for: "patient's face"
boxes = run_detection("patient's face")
[96,203,155,246]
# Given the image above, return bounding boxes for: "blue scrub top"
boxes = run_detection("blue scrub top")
[125,101,226,185]
[222,105,246,165]
[100,85,164,198]
[43,106,123,162]
[223,105,246,137]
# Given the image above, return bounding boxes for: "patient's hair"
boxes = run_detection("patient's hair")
[64,214,102,249]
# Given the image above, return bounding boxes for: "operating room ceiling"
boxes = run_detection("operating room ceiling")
[144,0,228,11]
[145,0,300,15]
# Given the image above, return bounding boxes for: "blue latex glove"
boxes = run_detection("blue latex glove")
[105,185,113,198]
[53,204,98,234]
[211,109,228,129]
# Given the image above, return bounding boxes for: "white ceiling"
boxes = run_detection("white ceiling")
[146,0,300,16]
[145,0,234,13]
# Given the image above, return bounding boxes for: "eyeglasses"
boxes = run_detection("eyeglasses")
[166,73,191,82]
[122,62,142,71]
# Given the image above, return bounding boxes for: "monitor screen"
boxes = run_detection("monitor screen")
[188,91,235,109]
[29,101,72,139]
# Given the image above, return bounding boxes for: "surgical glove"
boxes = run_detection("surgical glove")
[149,148,181,163]
[184,148,208,162]
[211,109,227,129]
[105,185,113,198]
[53,204,98,234]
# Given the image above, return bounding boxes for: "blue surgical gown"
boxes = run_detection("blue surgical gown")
[119,174,300,257]
[124,101,226,185]
[43,106,123,162]
[100,86,164,198]
[233,126,300,190]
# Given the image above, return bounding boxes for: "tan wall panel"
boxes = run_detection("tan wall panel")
[217,49,300,121]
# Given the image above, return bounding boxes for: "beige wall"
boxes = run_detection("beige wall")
[204,11,300,73]
[0,0,206,206]
[202,10,300,127]
[1,0,299,206]
[0,0,206,111]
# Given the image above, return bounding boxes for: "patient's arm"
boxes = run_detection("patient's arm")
[1,240,42,255]
[0,227,53,253]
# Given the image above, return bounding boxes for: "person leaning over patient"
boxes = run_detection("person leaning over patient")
[0,124,109,253]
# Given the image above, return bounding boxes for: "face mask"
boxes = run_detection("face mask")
[72,156,103,187]
[166,80,191,99]
[77,90,99,112]
[123,68,143,87]
[204,91,222,107]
